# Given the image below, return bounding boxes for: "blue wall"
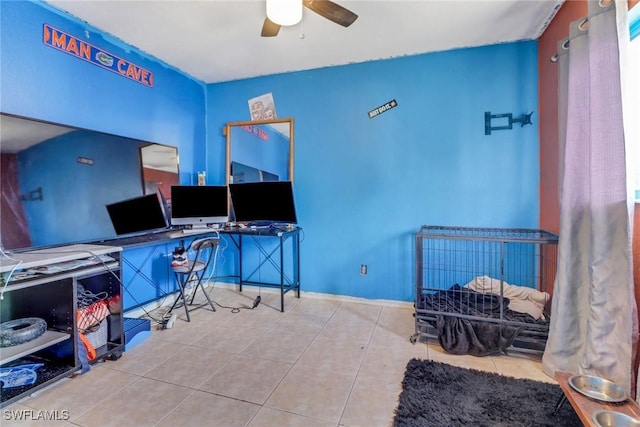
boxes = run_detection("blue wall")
[0,0,206,182]
[230,125,290,182]
[1,0,207,310]
[2,0,540,305]
[207,42,540,302]
[19,130,142,246]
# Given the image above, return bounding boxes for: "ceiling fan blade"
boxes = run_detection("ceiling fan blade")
[303,0,358,27]
[261,18,281,37]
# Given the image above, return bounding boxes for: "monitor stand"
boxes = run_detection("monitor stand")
[189,224,209,230]
[178,224,212,235]
[247,221,273,228]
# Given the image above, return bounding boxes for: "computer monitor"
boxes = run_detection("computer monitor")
[229,181,297,225]
[170,185,229,228]
[106,193,169,235]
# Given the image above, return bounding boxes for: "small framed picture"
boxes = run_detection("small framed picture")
[248,93,277,121]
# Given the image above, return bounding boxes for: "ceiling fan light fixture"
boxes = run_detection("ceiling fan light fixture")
[266,0,302,26]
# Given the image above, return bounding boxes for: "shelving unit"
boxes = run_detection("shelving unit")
[0,330,71,365]
[0,244,122,408]
[77,268,124,362]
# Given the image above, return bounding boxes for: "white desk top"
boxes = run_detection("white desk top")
[0,244,122,273]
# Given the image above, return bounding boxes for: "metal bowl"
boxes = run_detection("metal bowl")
[592,410,640,427]
[568,375,628,403]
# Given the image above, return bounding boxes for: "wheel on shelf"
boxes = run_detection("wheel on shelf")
[0,317,47,347]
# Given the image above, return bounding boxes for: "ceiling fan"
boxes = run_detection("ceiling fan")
[261,0,358,37]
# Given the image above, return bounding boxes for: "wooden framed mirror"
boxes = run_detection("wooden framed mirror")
[224,118,294,185]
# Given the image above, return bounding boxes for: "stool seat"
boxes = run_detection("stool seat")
[172,260,206,274]
[167,237,219,322]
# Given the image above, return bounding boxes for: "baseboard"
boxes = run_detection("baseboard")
[208,281,414,309]
[124,281,412,318]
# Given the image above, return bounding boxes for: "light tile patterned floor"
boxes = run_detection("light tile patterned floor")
[3,287,554,426]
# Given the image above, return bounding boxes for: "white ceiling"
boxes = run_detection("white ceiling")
[44,0,565,84]
[0,115,74,153]
[1,1,564,156]
[0,114,180,171]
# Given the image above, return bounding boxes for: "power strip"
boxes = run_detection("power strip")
[163,313,178,329]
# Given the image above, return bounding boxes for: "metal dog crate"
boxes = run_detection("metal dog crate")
[411,225,559,354]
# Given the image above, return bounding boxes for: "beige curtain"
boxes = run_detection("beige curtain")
[542,0,637,393]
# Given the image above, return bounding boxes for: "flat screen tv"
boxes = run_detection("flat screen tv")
[170,185,229,228]
[1,113,179,251]
[229,181,297,225]
[106,193,169,235]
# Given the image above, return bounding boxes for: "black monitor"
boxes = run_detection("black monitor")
[105,193,169,235]
[170,185,229,228]
[229,181,297,225]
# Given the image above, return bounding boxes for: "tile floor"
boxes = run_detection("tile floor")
[2,287,554,427]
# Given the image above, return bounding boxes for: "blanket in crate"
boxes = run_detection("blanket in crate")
[418,284,548,356]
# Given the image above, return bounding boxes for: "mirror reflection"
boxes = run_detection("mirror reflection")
[140,143,179,197]
[225,118,294,185]
[0,113,179,251]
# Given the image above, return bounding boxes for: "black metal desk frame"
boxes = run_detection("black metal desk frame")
[223,227,301,312]
[97,227,301,313]
[97,232,204,311]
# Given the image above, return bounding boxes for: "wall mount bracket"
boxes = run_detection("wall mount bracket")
[21,187,43,202]
[485,111,534,135]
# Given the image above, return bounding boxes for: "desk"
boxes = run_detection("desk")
[96,226,301,312]
[555,371,640,426]
[97,229,215,310]
[223,226,301,312]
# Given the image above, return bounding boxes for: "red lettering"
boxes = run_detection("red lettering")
[51,30,66,49]
[79,42,91,60]
[43,25,51,43]
[125,64,136,79]
[117,59,126,75]
[65,38,79,56]
[43,24,152,88]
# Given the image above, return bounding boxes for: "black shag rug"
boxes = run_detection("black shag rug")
[393,359,582,427]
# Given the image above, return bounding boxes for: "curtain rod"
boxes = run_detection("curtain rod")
[550,0,615,63]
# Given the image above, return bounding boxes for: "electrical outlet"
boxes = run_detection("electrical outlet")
[360,264,367,275]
